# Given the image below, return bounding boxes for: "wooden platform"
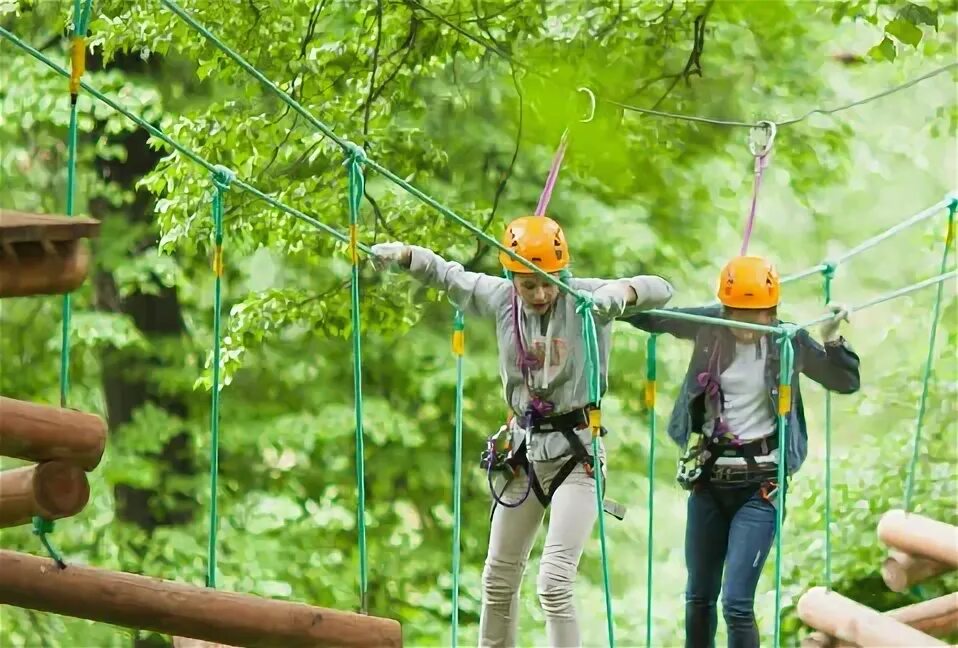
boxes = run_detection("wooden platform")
[0,210,101,297]
[0,210,100,244]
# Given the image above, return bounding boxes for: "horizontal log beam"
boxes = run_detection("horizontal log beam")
[0,397,107,471]
[878,510,958,569]
[0,209,100,244]
[0,462,90,528]
[0,239,91,298]
[797,586,945,647]
[0,550,402,648]
[802,592,958,647]
[882,550,952,593]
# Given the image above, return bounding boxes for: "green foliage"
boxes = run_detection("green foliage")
[0,0,956,646]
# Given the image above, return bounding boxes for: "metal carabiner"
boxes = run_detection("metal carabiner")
[748,119,777,157]
[577,86,597,123]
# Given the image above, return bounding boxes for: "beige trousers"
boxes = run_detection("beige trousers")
[479,459,598,648]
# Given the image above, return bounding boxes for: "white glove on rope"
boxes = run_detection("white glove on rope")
[819,303,850,343]
[586,281,634,316]
[370,242,409,271]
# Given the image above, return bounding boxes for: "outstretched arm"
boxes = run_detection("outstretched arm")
[619,305,723,340]
[371,242,510,318]
[797,304,861,393]
[574,275,674,323]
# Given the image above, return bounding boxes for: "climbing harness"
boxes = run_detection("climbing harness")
[740,120,776,255]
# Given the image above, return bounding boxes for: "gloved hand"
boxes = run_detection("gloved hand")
[369,242,410,271]
[819,303,850,343]
[583,281,636,315]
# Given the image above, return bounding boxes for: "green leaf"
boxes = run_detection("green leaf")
[885,17,924,47]
[898,3,938,30]
[868,36,898,61]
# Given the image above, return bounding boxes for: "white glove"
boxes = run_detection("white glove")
[819,303,850,343]
[369,242,409,271]
[584,282,634,315]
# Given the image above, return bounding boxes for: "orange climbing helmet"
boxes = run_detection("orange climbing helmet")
[717,255,780,309]
[498,215,570,274]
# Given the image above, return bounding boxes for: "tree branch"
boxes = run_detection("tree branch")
[649,0,713,111]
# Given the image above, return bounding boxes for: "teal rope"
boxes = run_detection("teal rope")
[345,145,369,613]
[32,517,65,570]
[644,334,657,648]
[821,263,835,590]
[450,309,465,648]
[772,329,796,648]
[575,296,614,647]
[206,165,233,588]
[903,200,956,512]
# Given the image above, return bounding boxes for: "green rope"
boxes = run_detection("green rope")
[450,309,465,648]
[206,165,233,588]
[345,145,369,614]
[772,328,796,648]
[821,263,836,590]
[644,334,657,648]
[575,295,614,647]
[32,518,66,570]
[903,200,956,512]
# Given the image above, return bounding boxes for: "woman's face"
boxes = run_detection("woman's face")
[724,307,775,343]
[513,273,560,314]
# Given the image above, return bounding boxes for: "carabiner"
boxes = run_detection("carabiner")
[577,87,597,123]
[747,120,777,157]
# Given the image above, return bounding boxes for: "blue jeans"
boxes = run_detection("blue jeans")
[684,481,781,648]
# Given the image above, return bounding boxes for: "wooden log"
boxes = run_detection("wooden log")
[878,510,958,569]
[797,586,945,647]
[0,239,91,297]
[0,550,402,648]
[882,549,952,592]
[0,210,100,244]
[173,638,236,648]
[0,462,90,528]
[0,397,107,471]
[802,592,958,647]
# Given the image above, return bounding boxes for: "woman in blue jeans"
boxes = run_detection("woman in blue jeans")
[621,255,861,648]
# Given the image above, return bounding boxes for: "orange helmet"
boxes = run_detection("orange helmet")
[717,255,780,309]
[498,216,570,274]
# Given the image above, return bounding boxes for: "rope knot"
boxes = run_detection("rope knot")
[211,165,235,191]
[574,291,595,314]
[343,140,368,166]
[821,260,838,280]
[777,323,799,341]
[32,516,55,536]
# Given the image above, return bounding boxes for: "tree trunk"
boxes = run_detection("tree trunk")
[88,49,197,648]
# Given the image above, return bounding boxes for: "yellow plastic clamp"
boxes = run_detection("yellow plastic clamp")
[778,384,792,416]
[451,330,465,356]
[589,408,602,437]
[348,224,359,265]
[947,217,955,246]
[69,37,86,96]
[644,380,656,408]
[212,246,224,277]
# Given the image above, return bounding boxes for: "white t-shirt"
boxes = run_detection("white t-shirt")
[704,338,779,466]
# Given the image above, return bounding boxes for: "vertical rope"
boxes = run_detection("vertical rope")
[35,0,95,568]
[576,296,614,647]
[821,262,836,590]
[644,334,657,648]
[206,165,233,588]
[345,143,369,613]
[773,330,795,647]
[740,121,776,256]
[534,129,570,217]
[450,309,465,648]
[903,200,956,512]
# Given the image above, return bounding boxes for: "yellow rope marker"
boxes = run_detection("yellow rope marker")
[947,216,955,246]
[452,330,465,356]
[778,384,791,416]
[589,408,602,437]
[645,380,656,408]
[212,245,223,277]
[69,37,86,97]
[349,223,359,265]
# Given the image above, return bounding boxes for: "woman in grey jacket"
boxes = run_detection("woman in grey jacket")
[371,215,673,647]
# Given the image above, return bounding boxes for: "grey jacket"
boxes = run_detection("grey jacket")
[408,246,674,460]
